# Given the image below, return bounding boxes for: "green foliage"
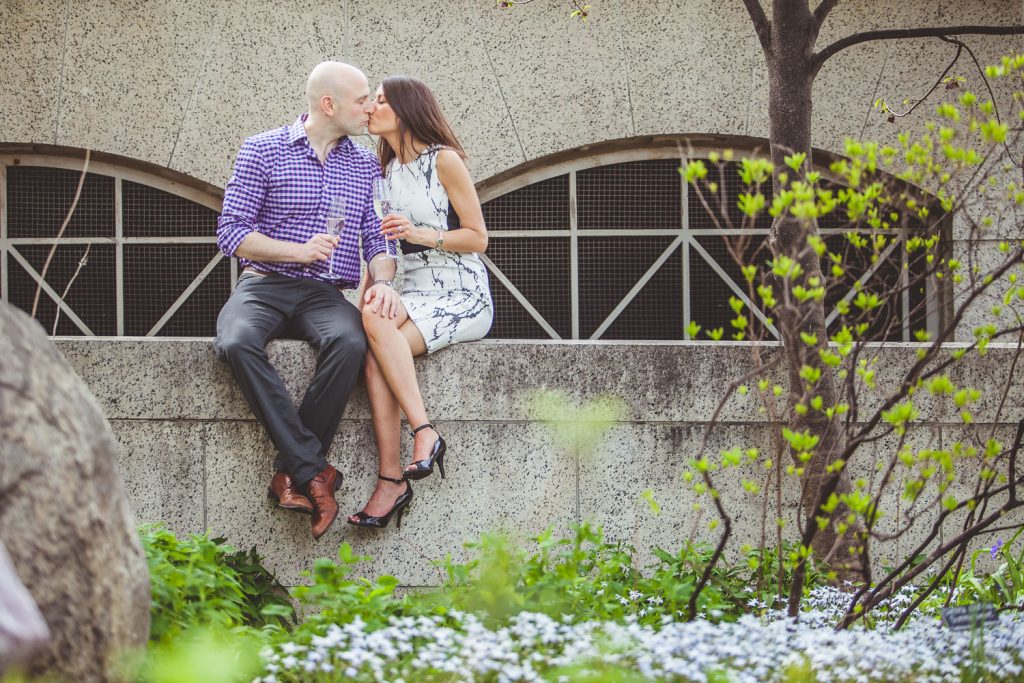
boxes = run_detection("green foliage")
[140,525,294,645]
[120,626,263,683]
[428,524,637,626]
[527,389,627,457]
[422,523,829,627]
[290,543,405,635]
[955,526,1024,610]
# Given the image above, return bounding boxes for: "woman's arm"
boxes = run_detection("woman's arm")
[382,149,488,253]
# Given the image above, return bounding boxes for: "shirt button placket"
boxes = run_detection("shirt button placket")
[322,163,331,280]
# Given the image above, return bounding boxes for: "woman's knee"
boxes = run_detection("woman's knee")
[361,305,398,339]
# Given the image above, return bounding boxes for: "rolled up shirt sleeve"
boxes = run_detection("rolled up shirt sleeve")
[360,165,388,263]
[217,137,268,258]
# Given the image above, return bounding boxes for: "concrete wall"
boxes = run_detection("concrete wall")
[2,1,1020,188]
[55,338,1024,585]
[4,3,1022,346]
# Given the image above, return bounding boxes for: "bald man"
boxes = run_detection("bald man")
[215,62,399,539]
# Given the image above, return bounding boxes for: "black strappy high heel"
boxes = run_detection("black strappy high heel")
[346,474,413,529]
[404,423,447,481]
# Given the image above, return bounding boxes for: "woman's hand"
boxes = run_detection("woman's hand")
[381,213,430,246]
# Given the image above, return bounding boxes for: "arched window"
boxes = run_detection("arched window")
[0,148,228,336]
[477,139,946,342]
[1,141,946,341]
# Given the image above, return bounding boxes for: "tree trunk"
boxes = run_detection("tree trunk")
[764,0,860,611]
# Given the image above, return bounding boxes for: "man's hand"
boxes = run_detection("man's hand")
[292,234,339,264]
[363,282,400,319]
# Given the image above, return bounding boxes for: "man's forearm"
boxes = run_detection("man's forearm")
[235,232,301,263]
[367,254,397,281]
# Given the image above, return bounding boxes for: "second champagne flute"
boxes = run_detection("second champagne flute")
[372,178,398,259]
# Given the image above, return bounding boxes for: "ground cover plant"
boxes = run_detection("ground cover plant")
[106,521,1024,683]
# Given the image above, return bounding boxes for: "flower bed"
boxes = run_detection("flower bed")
[257,595,1024,683]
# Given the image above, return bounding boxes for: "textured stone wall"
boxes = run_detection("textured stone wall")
[55,338,1024,586]
[2,1,1019,187]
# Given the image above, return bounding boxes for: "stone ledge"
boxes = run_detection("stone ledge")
[54,338,1024,425]
[55,339,1023,585]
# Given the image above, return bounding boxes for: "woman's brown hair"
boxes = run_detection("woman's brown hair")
[377,75,466,175]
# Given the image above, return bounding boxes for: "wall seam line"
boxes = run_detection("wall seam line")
[616,1,636,137]
[52,0,72,144]
[474,11,528,163]
[859,44,892,141]
[167,6,220,170]
[744,32,758,136]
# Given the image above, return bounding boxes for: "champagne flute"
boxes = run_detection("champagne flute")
[325,195,345,275]
[372,178,398,260]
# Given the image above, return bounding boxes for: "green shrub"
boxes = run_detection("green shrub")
[289,542,407,638]
[139,524,294,643]
[412,522,830,627]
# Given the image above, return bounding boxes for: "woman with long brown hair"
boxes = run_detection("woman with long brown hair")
[347,75,493,529]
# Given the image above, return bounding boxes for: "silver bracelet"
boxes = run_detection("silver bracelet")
[373,279,395,290]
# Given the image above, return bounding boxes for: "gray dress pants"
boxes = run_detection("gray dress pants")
[214,272,366,486]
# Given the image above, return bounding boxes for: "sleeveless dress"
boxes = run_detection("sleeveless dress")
[385,146,494,354]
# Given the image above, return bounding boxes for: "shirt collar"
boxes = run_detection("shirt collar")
[288,114,353,156]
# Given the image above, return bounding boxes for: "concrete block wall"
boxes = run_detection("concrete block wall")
[55,338,1024,586]
[3,2,1019,188]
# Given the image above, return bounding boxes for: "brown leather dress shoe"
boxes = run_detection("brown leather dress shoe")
[267,471,314,515]
[306,464,342,540]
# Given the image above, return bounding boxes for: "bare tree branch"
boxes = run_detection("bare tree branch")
[879,41,962,120]
[741,0,771,54]
[812,0,841,27]
[32,149,90,319]
[815,24,1024,68]
[51,245,91,335]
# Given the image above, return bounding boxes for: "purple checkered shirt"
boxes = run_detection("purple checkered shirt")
[217,114,386,287]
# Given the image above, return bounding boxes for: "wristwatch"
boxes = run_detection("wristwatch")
[435,230,445,249]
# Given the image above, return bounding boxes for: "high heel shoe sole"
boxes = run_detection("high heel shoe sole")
[404,452,447,481]
[347,496,412,529]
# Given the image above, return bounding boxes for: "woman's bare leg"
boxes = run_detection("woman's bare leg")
[361,305,441,471]
[349,350,406,519]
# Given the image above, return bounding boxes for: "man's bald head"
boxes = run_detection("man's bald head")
[304,61,371,137]
[306,61,366,108]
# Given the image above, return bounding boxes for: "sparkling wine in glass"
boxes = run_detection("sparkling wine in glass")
[325,195,345,275]
[372,178,398,259]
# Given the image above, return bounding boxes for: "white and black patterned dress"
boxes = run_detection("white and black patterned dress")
[385,146,493,353]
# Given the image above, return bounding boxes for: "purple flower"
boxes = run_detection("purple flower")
[990,538,1004,559]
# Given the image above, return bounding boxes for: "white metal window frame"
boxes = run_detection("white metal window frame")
[0,153,229,336]
[478,146,932,342]
[0,148,939,341]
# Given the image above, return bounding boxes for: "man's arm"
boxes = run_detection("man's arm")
[360,169,400,317]
[236,231,337,265]
[217,137,337,265]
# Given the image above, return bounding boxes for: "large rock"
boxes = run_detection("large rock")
[0,304,150,681]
